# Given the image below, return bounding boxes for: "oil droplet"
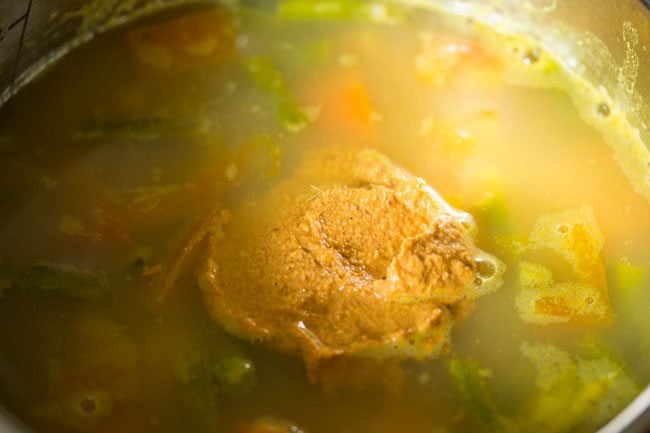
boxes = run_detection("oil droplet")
[558,224,569,234]
[79,397,97,414]
[596,102,610,117]
[523,48,541,65]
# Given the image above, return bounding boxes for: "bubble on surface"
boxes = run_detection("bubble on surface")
[476,258,496,278]
[466,252,505,299]
[596,102,611,118]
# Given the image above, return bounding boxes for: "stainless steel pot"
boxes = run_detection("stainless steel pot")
[0,0,649,432]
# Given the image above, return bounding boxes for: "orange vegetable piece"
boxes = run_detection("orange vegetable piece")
[516,207,613,325]
[126,7,236,71]
[305,70,376,143]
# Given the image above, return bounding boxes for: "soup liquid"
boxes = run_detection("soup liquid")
[0,2,649,433]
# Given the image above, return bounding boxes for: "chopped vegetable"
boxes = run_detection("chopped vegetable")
[152,208,231,304]
[244,56,310,132]
[305,70,376,142]
[174,351,220,433]
[520,341,639,433]
[472,192,513,237]
[71,116,185,141]
[445,342,639,433]
[527,206,606,287]
[212,355,257,396]
[276,0,404,25]
[471,192,526,258]
[516,261,609,324]
[612,257,646,293]
[516,206,612,324]
[1,262,109,301]
[173,342,257,431]
[126,7,236,71]
[446,358,502,431]
[57,180,197,247]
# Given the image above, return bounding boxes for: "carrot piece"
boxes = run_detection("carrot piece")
[306,70,377,143]
[126,7,236,71]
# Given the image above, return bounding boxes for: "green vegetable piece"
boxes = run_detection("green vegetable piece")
[613,257,646,293]
[174,351,220,433]
[18,262,109,301]
[447,358,502,431]
[576,358,637,426]
[212,355,257,396]
[71,116,193,142]
[520,341,639,433]
[182,378,219,433]
[473,192,513,237]
[244,56,310,132]
[541,59,560,77]
[1,262,109,301]
[277,0,404,25]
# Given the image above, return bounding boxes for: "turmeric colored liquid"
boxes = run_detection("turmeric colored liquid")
[0,2,648,433]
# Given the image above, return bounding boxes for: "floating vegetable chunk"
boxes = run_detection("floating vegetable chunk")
[126,7,236,71]
[276,0,404,25]
[520,342,639,433]
[516,261,608,325]
[515,206,612,325]
[446,342,639,433]
[244,57,311,132]
[0,262,109,301]
[446,358,502,430]
[198,147,503,384]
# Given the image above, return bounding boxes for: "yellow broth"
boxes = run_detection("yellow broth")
[0,2,649,433]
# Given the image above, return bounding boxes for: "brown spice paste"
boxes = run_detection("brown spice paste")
[198,147,502,385]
